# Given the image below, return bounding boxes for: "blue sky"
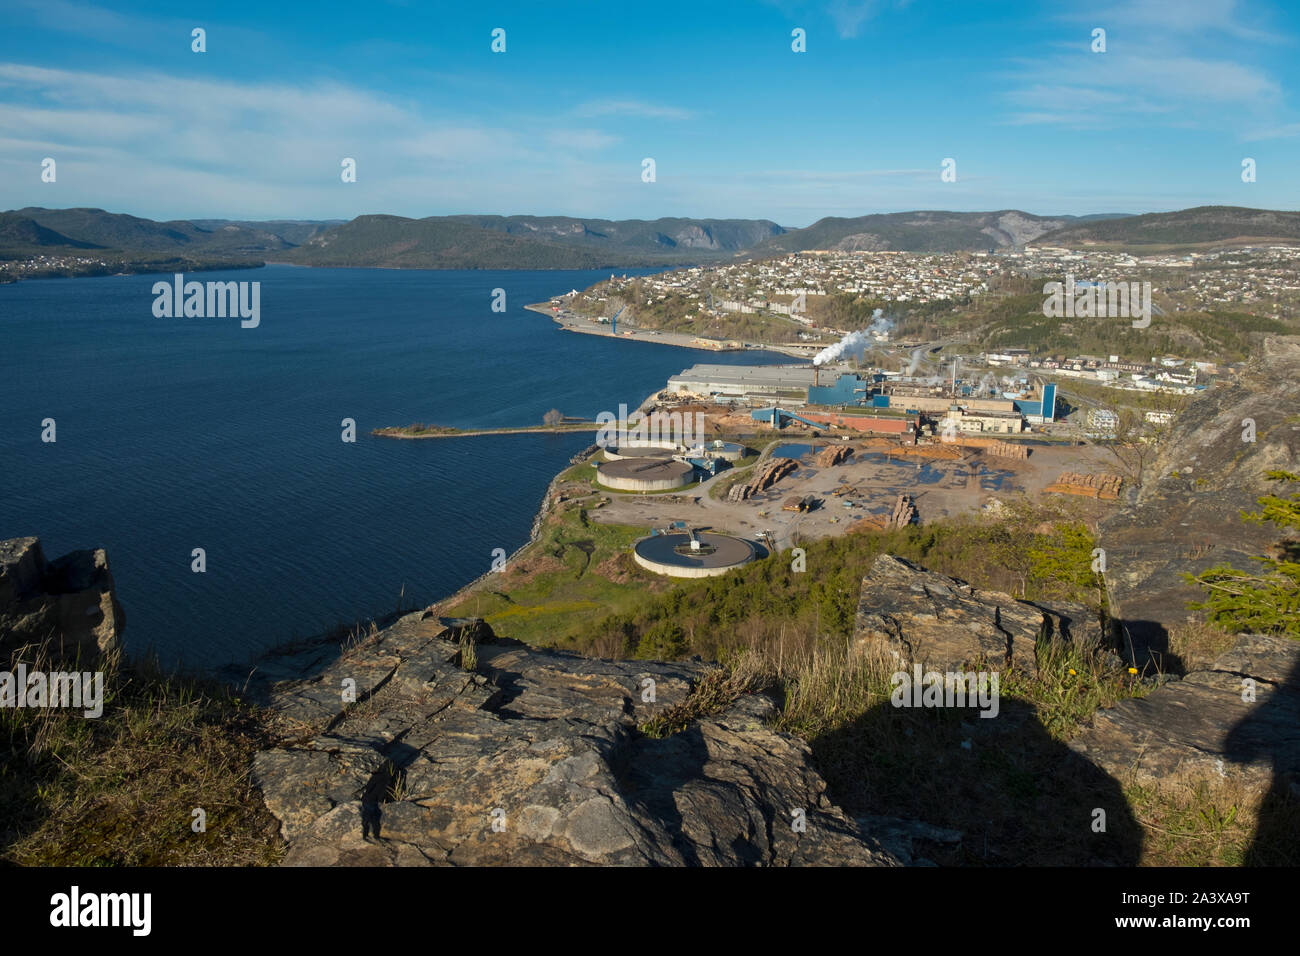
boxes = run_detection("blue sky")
[1,0,1297,225]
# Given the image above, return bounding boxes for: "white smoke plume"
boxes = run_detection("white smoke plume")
[813,329,868,366]
[813,309,891,366]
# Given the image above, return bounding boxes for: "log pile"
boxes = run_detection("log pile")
[846,493,918,533]
[815,444,853,467]
[1044,472,1123,499]
[727,457,798,502]
[986,441,1029,460]
[887,493,919,528]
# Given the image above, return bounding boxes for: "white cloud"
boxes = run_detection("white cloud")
[1079,0,1285,44]
[1001,44,1290,134]
[573,99,695,120]
[0,61,642,218]
[826,0,884,38]
[545,129,621,151]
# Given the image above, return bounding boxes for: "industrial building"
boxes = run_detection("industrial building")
[690,440,748,461]
[803,372,1057,427]
[941,408,1025,435]
[1014,383,1058,424]
[753,406,918,436]
[668,364,818,404]
[667,362,1057,435]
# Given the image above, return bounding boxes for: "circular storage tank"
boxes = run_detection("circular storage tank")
[601,443,681,461]
[633,532,756,578]
[597,458,695,492]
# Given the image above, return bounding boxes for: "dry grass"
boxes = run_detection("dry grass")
[638,656,769,738]
[1167,616,1240,672]
[671,622,1159,865]
[1125,772,1300,866]
[1,650,283,867]
[711,622,1298,866]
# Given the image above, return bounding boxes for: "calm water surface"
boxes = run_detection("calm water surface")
[0,265,790,668]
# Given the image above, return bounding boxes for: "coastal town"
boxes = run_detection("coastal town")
[558,244,1300,349]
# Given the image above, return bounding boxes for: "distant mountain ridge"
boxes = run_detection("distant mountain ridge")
[189,218,344,247]
[748,210,1133,255]
[0,212,101,254]
[1035,205,1300,248]
[8,207,322,256]
[3,205,1296,275]
[445,214,785,252]
[283,214,789,269]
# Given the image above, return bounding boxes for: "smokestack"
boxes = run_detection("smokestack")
[814,365,820,388]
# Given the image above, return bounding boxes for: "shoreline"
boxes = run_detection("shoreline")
[411,387,663,625]
[227,299,788,673]
[524,302,817,359]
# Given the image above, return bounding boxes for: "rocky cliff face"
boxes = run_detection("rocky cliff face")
[1098,335,1300,663]
[851,551,1298,841]
[7,529,1293,865]
[0,536,123,664]
[241,612,918,867]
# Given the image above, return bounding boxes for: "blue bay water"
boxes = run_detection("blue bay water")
[0,265,789,669]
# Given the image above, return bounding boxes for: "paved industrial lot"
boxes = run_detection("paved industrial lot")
[588,439,1119,551]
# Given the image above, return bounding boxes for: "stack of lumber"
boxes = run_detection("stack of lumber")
[1044,472,1123,499]
[986,441,1029,460]
[848,493,917,532]
[727,457,798,502]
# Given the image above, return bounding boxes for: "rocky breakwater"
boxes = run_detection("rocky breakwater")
[0,536,123,664]
[245,613,906,866]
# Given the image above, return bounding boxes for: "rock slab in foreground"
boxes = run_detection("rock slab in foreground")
[248,612,903,866]
[853,554,1103,678]
[1068,633,1300,797]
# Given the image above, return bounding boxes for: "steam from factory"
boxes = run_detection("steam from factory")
[813,309,891,366]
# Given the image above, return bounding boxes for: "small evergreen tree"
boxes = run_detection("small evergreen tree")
[1188,471,1300,638]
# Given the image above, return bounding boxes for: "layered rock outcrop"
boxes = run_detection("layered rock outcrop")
[1069,632,1300,798]
[244,613,905,866]
[0,536,123,664]
[853,554,1104,678]
[1098,335,1300,665]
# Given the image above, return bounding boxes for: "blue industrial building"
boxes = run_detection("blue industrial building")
[1012,382,1057,423]
[804,371,1056,424]
[806,373,882,406]
[750,407,828,429]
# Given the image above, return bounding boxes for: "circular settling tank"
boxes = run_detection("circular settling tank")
[633,532,757,578]
[601,443,681,461]
[597,458,695,491]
